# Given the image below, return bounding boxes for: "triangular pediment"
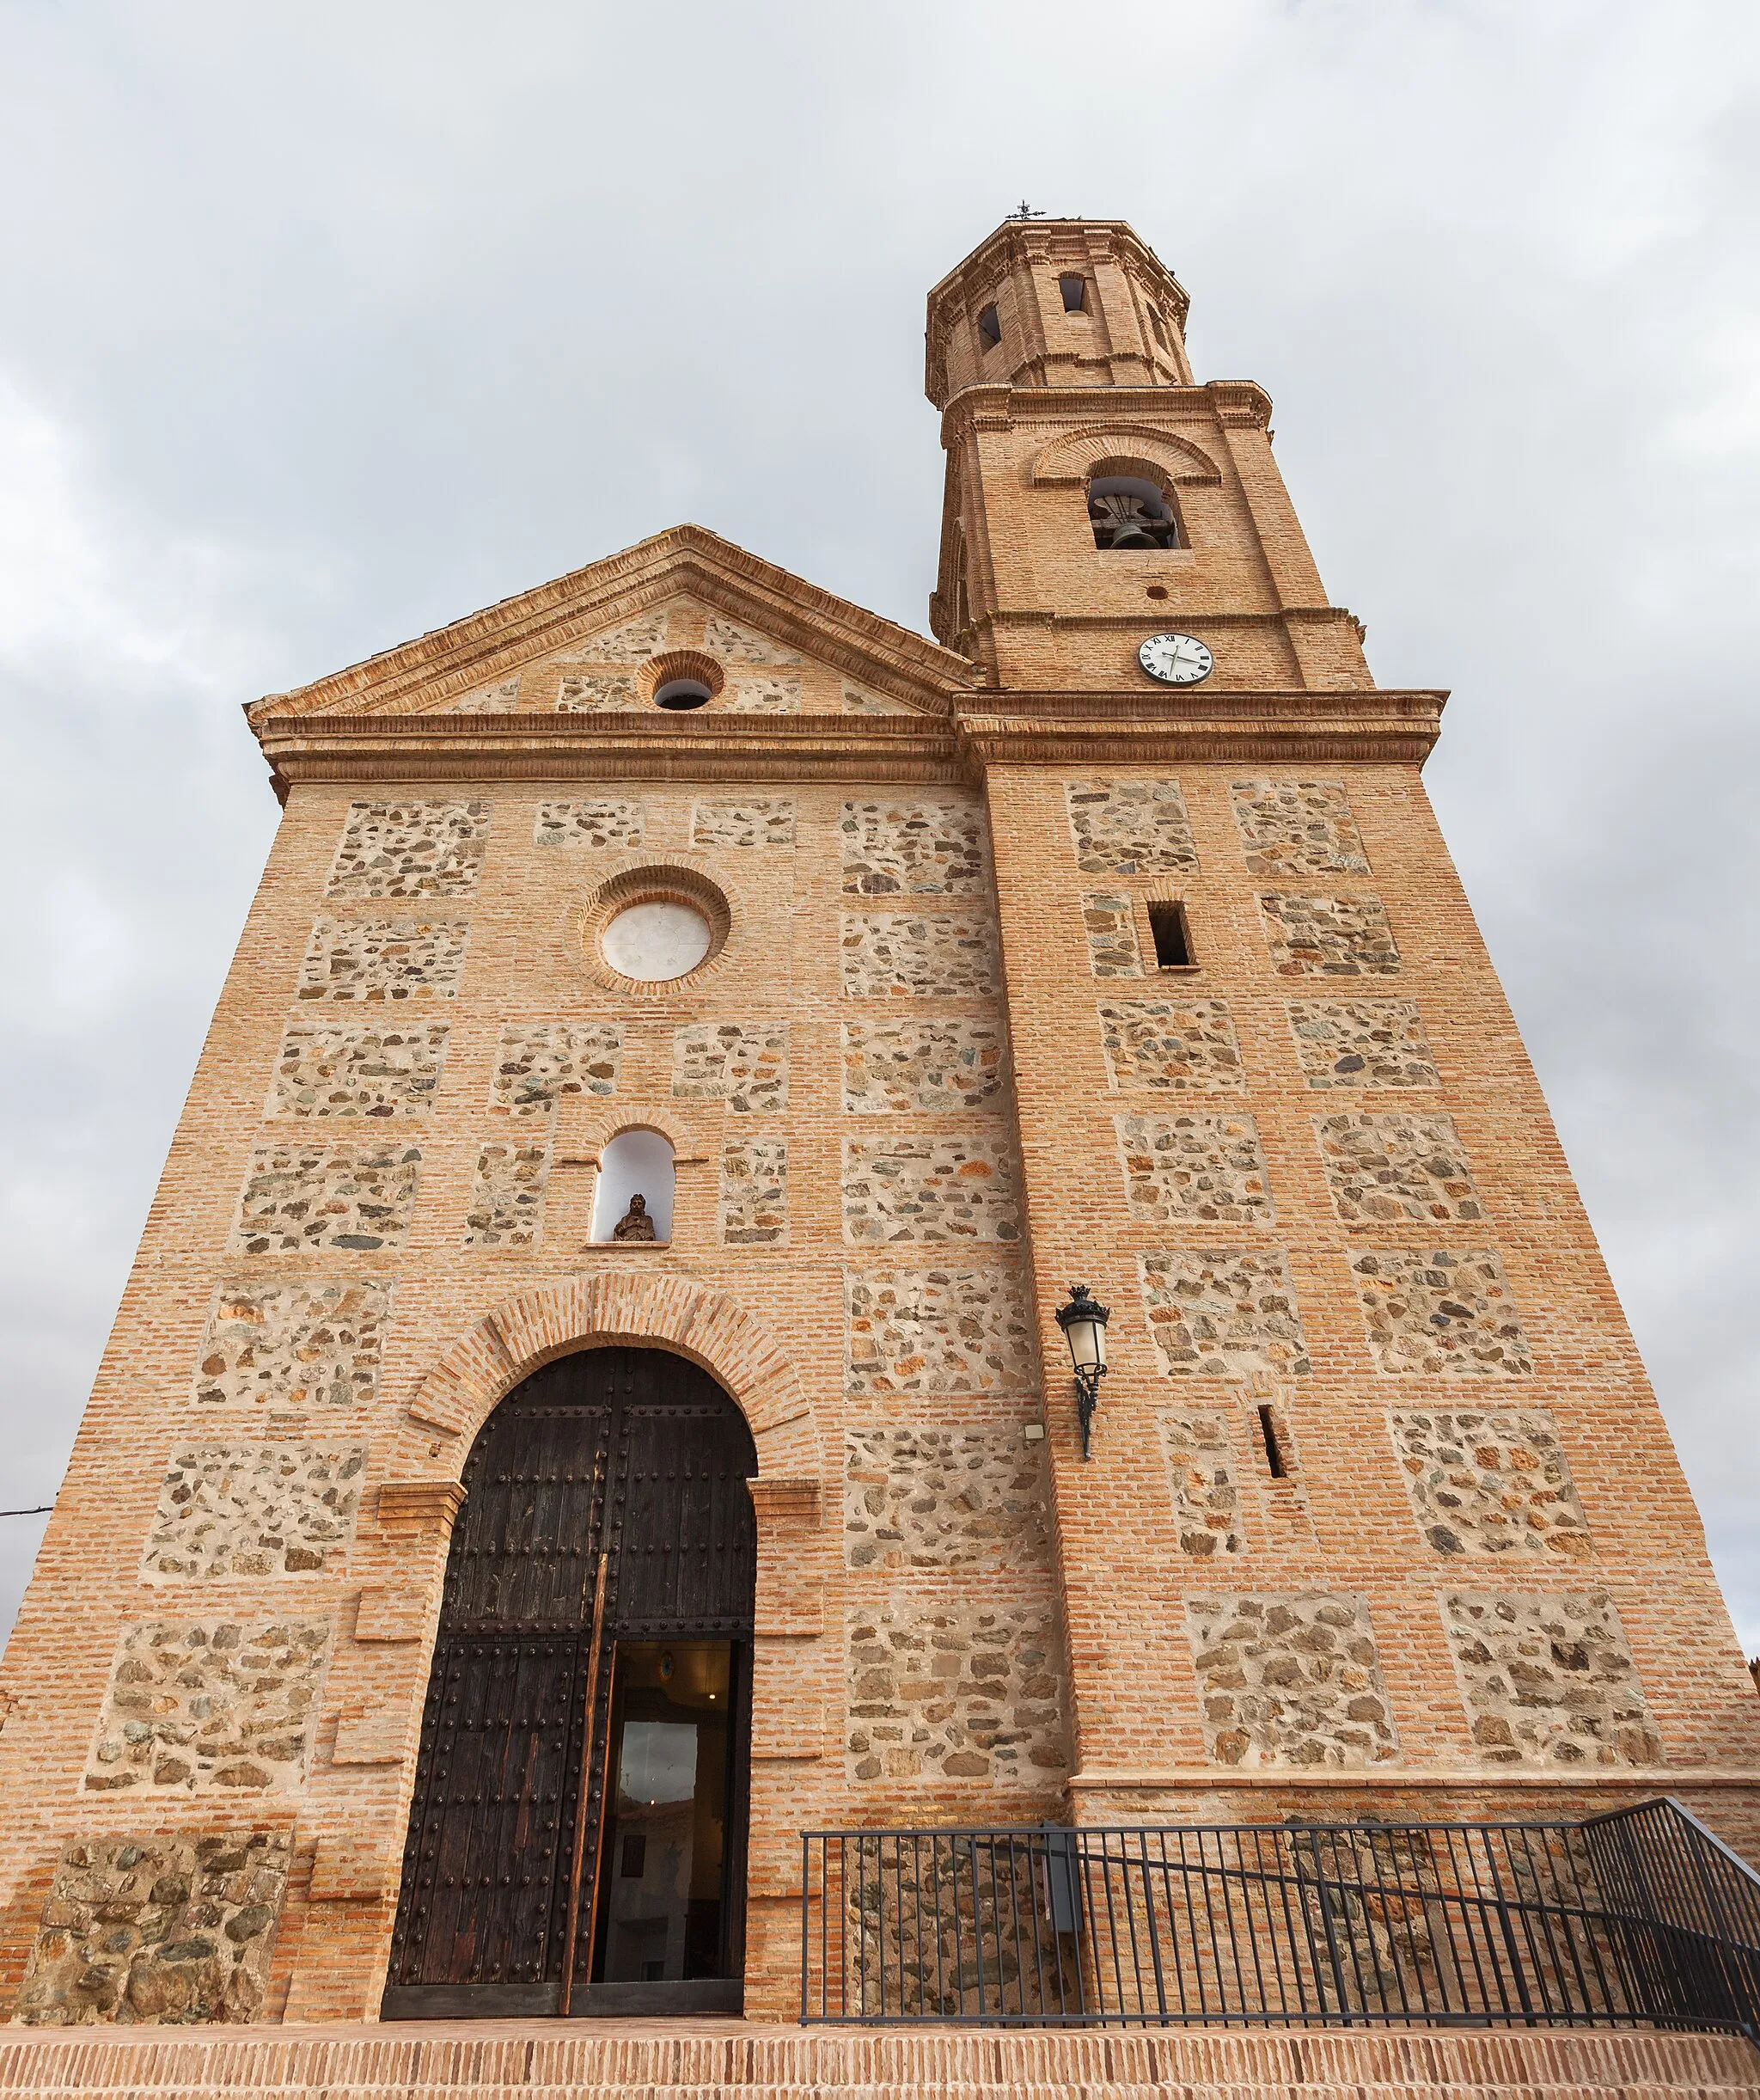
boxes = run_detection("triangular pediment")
[250,527,973,726]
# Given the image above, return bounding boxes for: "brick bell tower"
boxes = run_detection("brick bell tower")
[927,217,1370,692]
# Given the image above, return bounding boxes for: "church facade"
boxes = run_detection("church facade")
[0,217,1755,2028]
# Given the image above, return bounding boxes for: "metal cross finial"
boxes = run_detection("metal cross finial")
[1011,199,1046,221]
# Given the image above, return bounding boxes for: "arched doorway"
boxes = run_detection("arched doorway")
[382,1346,756,2018]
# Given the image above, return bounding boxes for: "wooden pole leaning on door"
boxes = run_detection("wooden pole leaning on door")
[558,1549,610,2017]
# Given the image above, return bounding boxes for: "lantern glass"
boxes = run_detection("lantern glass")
[1063,1311,1106,1374]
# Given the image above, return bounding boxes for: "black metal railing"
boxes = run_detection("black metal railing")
[799,1798,1760,2036]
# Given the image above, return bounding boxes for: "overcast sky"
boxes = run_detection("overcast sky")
[2,1,1757,1656]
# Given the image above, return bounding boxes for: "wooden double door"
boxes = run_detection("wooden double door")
[382,1346,757,2018]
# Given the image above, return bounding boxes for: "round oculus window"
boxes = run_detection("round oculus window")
[601,898,713,981]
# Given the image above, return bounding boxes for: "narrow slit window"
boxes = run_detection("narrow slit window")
[976,303,1001,349]
[1147,304,1170,350]
[1059,273,1087,314]
[1147,900,1192,969]
[1256,1404,1287,1480]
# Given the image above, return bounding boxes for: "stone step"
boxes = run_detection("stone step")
[0,2025,1754,2097]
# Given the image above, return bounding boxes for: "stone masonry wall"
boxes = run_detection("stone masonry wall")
[296,918,468,1001]
[840,914,999,999]
[841,1136,1021,1244]
[845,1268,1035,1396]
[534,798,645,848]
[1231,780,1370,878]
[1138,1248,1311,1378]
[846,1601,1065,1785]
[192,1279,389,1410]
[1316,1110,1483,1224]
[692,798,796,848]
[1440,1591,1663,1767]
[1391,1409,1592,1559]
[672,1024,788,1111]
[1351,1249,1533,1376]
[840,1019,1007,1112]
[1185,1594,1400,1769]
[270,1020,448,1118]
[1160,1412,1247,1559]
[140,1445,365,1580]
[1065,780,1197,873]
[840,799,987,896]
[462,1142,549,1248]
[729,675,802,712]
[1083,893,1142,977]
[84,1621,331,1795]
[1098,998,1245,1090]
[719,1137,787,1246]
[1258,891,1401,976]
[844,1428,1051,1572]
[492,1022,621,1112]
[1287,998,1439,1089]
[556,670,635,711]
[324,800,487,898]
[15,1832,290,2026]
[1114,1112,1274,1225]
[231,1143,422,1255]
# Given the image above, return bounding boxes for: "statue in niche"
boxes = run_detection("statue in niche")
[612,1192,657,1242]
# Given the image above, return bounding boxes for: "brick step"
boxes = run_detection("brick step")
[0,2026,1754,2097]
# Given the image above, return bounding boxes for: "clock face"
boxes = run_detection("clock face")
[1139,632,1213,686]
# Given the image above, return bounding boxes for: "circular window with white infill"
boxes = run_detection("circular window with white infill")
[580,866,732,989]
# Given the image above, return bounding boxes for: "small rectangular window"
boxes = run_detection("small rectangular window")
[1148,900,1193,969]
[620,1834,647,1879]
[1147,304,1170,349]
[977,303,1001,349]
[1256,1404,1287,1479]
[1059,273,1087,314]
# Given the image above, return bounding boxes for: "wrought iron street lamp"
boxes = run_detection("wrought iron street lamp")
[1055,1282,1110,1460]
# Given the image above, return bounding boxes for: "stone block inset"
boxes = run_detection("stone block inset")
[1066,780,1198,875]
[271,1019,448,1118]
[142,1444,365,1581]
[463,1142,549,1248]
[692,797,796,848]
[841,914,999,999]
[1186,1593,1400,1768]
[85,1619,331,1794]
[845,1427,1052,1572]
[1392,1409,1592,1559]
[1352,1248,1533,1377]
[1083,894,1142,977]
[720,1137,788,1246]
[703,614,800,664]
[232,1144,421,1256]
[840,798,988,897]
[1317,1111,1484,1224]
[193,1278,389,1410]
[1115,1112,1274,1226]
[15,1831,290,2026]
[296,917,468,1001]
[1139,1248,1311,1378]
[534,799,645,848]
[846,1601,1066,1785]
[1160,1412,1247,1558]
[325,800,487,899]
[560,609,669,661]
[1260,892,1400,977]
[1288,998,1439,1089]
[451,676,519,712]
[842,1136,1021,1244]
[1441,1590,1662,1766]
[729,675,802,712]
[1099,998,1245,1091]
[492,1022,622,1112]
[672,1023,788,1111]
[1231,780,1371,878]
[841,1018,1007,1113]
[557,670,635,710]
[845,1266,1036,1396]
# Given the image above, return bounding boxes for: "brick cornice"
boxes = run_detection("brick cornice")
[960,689,1443,768]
